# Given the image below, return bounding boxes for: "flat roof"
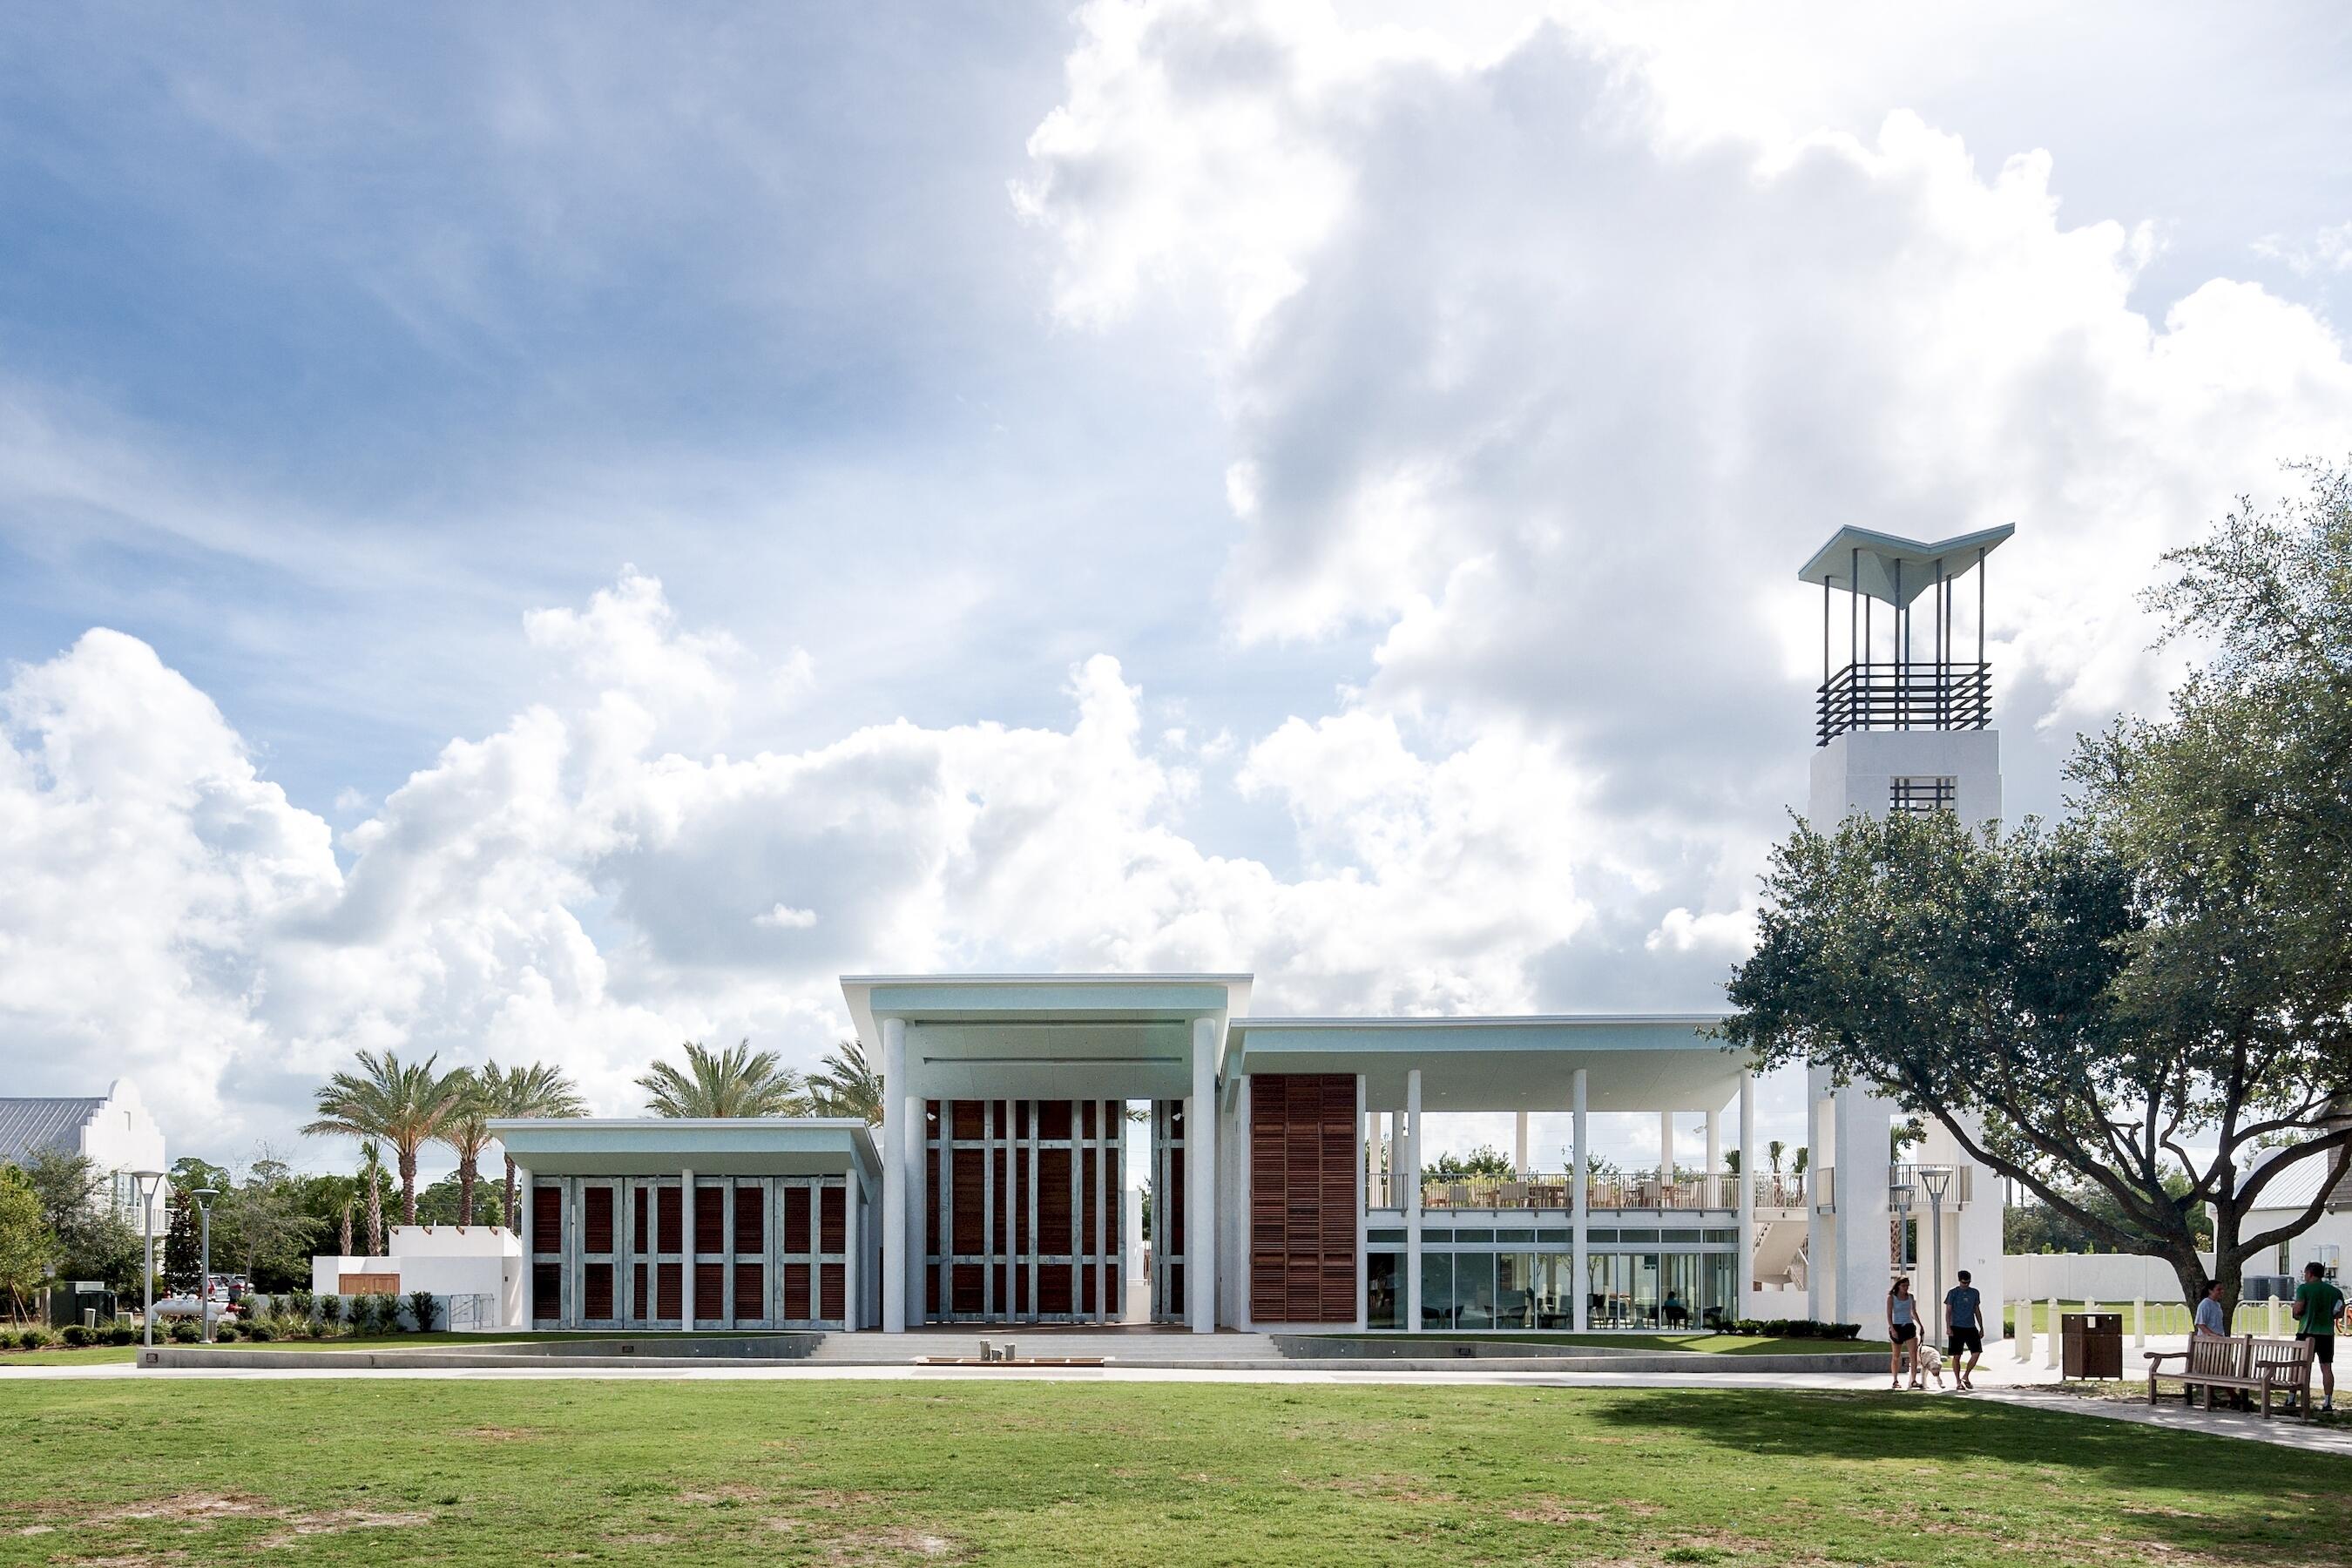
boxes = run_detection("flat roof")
[1227,1014,1742,1113]
[488,1117,881,1181]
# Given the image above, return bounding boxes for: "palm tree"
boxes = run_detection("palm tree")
[437,1071,496,1228]
[1767,1139,1787,1176]
[637,1039,807,1118]
[1792,1146,1809,1178]
[807,1038,882,1124]
[355,1141,387,1254]
[304,1050,464,1226]
[476,1060,587,1232]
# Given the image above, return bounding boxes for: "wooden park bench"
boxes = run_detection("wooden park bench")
[2144,1335,2315,1420]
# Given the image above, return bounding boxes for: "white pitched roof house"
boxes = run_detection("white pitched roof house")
[0,1078,169,1232]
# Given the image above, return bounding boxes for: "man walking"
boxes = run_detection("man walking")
[2292,1262,2345,1413]
[1943,1268,1985,1391]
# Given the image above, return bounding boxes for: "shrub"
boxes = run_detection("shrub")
[245,1321,274,1342]
[61,1325,94,1348]
[168,1319,200,1343]
[315,1294,344,1331]
[106,1323,137,1346]
[303,1317,326,1340]
[214,1320,242,1341]
[16,1327,53,1350]
[409,1290,439,1334]
[345,1294,376,1335]
[287,1288,314,1321]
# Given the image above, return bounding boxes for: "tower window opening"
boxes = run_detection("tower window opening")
[1890,776,1956,814]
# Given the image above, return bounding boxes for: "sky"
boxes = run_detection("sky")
[3,1,2351,1182]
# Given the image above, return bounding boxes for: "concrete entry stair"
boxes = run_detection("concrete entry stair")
[805,1329,1288,1369]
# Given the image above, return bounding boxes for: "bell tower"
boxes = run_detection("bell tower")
[1794,523,2013,1335]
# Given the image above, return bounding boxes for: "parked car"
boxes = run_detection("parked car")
[148,1294,240,1321]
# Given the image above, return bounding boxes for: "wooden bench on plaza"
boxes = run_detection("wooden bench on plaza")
[2144,1335,2315,1419]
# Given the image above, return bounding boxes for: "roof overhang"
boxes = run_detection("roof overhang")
[1227,1015,1743,1113]
[841,973,1252,1101]
[487,1118,880,1182]
[1797,523,2014,608]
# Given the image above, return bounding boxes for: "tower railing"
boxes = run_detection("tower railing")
[1815,659,1990,745]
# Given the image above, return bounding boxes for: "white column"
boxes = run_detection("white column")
[1659,1112,1675,1183]
[1354,1074,1368,1332]
[1404,1067,1423,1333]
[1736,1071,1755,1321]
[1571,1068,1589,1333]
[904,1093,925,1326]
[517,1164,535,1328]
[881,1016,908,1333]
[1187,1015,1218,1334]
[1706,1109,1721,1179]
[1514,1111,1530,1180]
[679,1168,695,1328]
[843,1173,861,1332]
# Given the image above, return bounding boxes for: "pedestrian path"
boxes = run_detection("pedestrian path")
[801,1328,1288,1366]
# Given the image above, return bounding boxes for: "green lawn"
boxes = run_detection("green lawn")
[0,1328,805,1368]
[2002,1300,2295,1336]
[2,1381,2345,1565]
[1333,1331,1893,1356]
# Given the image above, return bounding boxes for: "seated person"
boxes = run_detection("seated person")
[1663,1289,1690,1328]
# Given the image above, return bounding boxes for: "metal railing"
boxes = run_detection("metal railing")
[1375,1173,1744,1212]
[1749,1175,1808,1208]
[1816,659,1990,744]
[1808,1163,1971,1213]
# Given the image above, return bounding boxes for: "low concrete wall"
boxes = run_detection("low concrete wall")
[142,1333,822,1371]
[2004,1254,2186,1301]
[1271,1335,1885,1375]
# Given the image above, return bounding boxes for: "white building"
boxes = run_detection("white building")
[310,1224,524,1328]
[0,1079,168,1233]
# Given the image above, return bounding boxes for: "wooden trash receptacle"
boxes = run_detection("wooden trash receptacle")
[2062,1312,2124,1380]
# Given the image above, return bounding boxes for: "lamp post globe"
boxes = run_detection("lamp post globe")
[1918,1166,1954,1327]
[131,1170,164,1350]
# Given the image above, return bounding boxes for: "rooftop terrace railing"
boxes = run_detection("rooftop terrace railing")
[1369,1173,1746,1212]
[1816,659,1990,744]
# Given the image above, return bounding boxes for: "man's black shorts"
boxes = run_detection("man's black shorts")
[1949,1327,1983,1357]
[2298,1331,2335,1367]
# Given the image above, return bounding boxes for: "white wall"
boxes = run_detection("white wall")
[310,1225,522,1326]
[78,1079,168,1233]
[2004,1253,2185,1301]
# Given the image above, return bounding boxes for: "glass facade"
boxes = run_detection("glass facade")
[1377,1241,1740,1331]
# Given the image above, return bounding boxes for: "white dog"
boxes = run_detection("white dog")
[1917,1344,1950,1389]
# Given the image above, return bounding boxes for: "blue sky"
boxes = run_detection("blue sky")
[3,2,2350,1170]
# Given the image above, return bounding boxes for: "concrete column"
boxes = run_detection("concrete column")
[1706,1108,1721,1179]
[517,1165,535,1328]
[646,1172,661,1321]
[1186,1015,1217,1333]
[1405,1067,1423,1332]
[1736,1071,1755,1320]
[1514,1111,1530,1180]
[1659,1112,1675,1185]
[1354,1074,1368,1332]
[564,1177,581,1330]
[720,1181,735,1325]
[1572,1069,1589,1333]
[881,1016,908,1333]
[679,1168,695,1328]
[843,1174,861,1332]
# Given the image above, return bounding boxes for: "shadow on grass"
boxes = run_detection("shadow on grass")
[1583,1387,2352,1559]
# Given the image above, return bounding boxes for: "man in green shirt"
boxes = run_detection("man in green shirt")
[2292,1262,2346,1413]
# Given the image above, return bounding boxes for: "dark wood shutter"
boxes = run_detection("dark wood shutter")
[532,1262,559,1319]
[784,1185,813,1254]
[585,1186,614,1254]
[821,1262,845,1321]
[656,1186,681,1247]
[656,1263,682,1320]
[820,1184,846,1254]
[531,1184,561,1247]
[1248,1073,1359,1324]
[585,1262,613,1320]
[693,1262,723,1318]
[785,1262,812,1321]
[733,1182,763,1254]
[694,1186,724,1254]
[733,1263,763,1321]
[632,1186,649,1250]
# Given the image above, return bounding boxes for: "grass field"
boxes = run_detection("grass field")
[2,1380,2346,1565]
[0,1328,805,1368]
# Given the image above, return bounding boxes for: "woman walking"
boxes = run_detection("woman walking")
[1888,1277,1923,1389]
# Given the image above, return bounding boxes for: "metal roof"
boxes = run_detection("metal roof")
[0,1097,105,1166]
[1797,523,2015,608]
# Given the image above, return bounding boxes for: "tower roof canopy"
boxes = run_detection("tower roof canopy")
[1798,523,2014,608]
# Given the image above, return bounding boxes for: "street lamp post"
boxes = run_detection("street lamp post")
[1919,1166,1954,1336]
[191,1188,220,1344]
[131,1170,164,1349]
[1888,1171,1916,1284]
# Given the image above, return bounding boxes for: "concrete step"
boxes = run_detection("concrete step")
[805,1329,1287,1365]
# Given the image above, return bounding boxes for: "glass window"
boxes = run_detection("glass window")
[1703,1228,1738,1244]
[1454,1252,1496,1329]
[1588,1251,1663,1328]
[1495,1252,1537,1329]
[1454,1228,1494,1243]
[1366,1252,1401,1329]
[1585,1228,1619,1244]
[1660,1253,1702,1329]
[1495,1229,1536,1244]
[1703,1252,1737,1329]
[1537,1228,1571,1245]
[1619,1228,1662,1244]
[1420,1252,1453,1332]
[1368,1227,1406,1245]
[1421,1228,1453,1246]
[1533,1253,1575,1328]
